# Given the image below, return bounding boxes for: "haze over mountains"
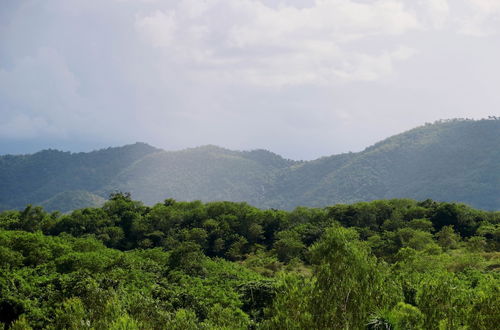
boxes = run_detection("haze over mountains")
[1,119,499,212]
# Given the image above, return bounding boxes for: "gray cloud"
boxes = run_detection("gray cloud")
[0,0,499,160]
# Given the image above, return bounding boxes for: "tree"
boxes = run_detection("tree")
[273,230,305,262]
[388,302,424,329]
[417,272,468,329]
[261,274,313,330]
[308,226,399,329]
[53,298,88,329]
[435,225,459,250]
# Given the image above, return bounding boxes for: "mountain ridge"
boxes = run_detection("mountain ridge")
[1,119,499,211]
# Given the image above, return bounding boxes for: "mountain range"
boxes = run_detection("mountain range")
[1,119,499,212]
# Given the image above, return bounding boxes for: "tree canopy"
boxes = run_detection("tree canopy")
[0,194,498,328]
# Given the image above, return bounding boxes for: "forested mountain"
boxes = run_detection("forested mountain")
[39,191,106,213]
[270,119,500,210]
[0,143,159,211]
[1,119,499,211]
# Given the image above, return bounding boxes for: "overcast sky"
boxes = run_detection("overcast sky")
[1,0,499,159]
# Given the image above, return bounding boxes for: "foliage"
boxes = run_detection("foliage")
[0,195,498,328]
[1,119,500,212]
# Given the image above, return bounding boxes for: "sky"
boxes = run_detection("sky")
[1,0,499,160]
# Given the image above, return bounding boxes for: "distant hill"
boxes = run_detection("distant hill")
[0,142,159,210]
[268,119,500,210]
[40,190,106,213]
[107,145,296,207]
[0,119,499,211]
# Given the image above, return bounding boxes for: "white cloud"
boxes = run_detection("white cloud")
[0,114,54,139]
[0,48,89,139]
[424,0,450,28]
[135,0,420,86]
[456,0,500,36]
[401,0,500,36]
[135,10,177,48]
[1,0,499,159]
[467,0,500,12]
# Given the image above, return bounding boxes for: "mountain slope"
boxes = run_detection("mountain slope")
[0,119,498,211]
[0,142,159,209]
[268,119,500,210]
[40,190,106,213]
[106,145,296,206]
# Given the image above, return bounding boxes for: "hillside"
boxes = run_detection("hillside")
[40,190,106,213]
[0,119,499,211]
[107,145,296,207]
[0,142,159,210]
[268,119,500,210]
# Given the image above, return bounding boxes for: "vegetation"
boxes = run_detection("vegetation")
[0,193,498,329]
[0,142,158,212]
[40,191,106,213]
[1,119,499,212]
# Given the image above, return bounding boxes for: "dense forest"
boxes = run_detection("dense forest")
[1,119,499,212]
[1,193,498,329]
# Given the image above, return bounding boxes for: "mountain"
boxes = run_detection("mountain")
[268,119,500,210]
[0,119,499,211]
[106,145,295,207]
[0,142,159,210]
[39,190,106,213]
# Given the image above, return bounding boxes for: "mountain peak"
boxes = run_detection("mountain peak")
[1,119,498,211]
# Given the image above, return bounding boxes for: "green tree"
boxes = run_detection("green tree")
[261,274,313,330]
[435,225,459,250]
[309,226,399,329]
[9,315,33,330]
[416,273,468,329]
[389,302,424,329]
[273,230,305,262]
[53,298,88,329]
[109,315,140,330]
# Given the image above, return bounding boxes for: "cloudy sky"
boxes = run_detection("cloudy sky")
[1,0,499,159]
